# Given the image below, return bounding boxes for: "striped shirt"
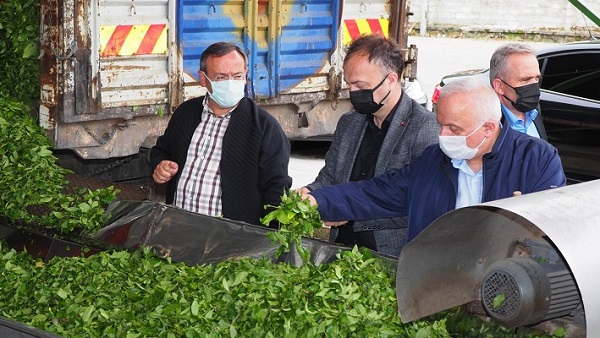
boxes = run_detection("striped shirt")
[174,97,232,216]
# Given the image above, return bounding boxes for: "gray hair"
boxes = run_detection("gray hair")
[489,43,536,84]
[440,77,501,124]
[199,42,248,72]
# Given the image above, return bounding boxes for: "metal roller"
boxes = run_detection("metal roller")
[396,179,600,336]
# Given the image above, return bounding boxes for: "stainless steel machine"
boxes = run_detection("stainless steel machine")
[396,180,600,336]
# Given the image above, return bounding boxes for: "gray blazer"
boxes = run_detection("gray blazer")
[306,93,440,256]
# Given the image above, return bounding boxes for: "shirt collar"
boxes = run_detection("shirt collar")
[202,95,235,118]
[451,158,480,176]
[501,104,538,129]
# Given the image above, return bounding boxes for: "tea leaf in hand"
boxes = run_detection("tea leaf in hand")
[261,190,322,264]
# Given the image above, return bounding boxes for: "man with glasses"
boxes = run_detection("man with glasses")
[150,42,292,226]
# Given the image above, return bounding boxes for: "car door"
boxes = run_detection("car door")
[538,45,600,182]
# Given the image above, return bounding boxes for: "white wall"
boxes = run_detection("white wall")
[408,0,600,36]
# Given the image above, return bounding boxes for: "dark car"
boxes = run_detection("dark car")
[432,40,600,183]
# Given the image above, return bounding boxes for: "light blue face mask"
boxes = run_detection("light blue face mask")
[203,73,246,108]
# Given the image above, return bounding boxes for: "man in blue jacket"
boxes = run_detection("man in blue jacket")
[305,78,566,242]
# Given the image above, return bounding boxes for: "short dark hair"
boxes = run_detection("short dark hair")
[199,42,248,72]
[344,35,405,77]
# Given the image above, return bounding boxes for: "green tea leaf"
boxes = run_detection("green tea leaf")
[492,293,506,308]
[56,288,68,299]
[191,299,199,316]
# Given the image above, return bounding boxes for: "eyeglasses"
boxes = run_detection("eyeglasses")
[200,71,246,82]
[213,75,245,82]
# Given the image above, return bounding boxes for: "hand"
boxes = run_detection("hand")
[295,186,311,195]
[322,220,348,228]
[298,189,317,206]
[297,188,348,227]
[153,160,179,184]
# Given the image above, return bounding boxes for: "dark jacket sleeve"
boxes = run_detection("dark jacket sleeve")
[149,97,203,203]
[149,123,176,171]
[220,98,292,225]
[311,168,410,222]
[524,139,566,192]
[258,111,293,211]
[483,126,566,203]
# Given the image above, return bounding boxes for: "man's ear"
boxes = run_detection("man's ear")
[491,78,504,94]
[388,71,400,87]
[483,119,497,136]
[198,71,208,87]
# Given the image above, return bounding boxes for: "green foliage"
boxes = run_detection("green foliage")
[0,242,442,337]
[38,187,119,234]
[429,307,563,338]
[0,0,40,105]
[0,94,118,234]
[0,241,565,337]
[0,95,68,221]
[261,190,323,263]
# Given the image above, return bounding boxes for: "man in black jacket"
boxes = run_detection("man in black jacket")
[489,43,547,140]
[150,42,292,226]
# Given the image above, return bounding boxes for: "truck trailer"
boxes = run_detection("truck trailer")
[38,0,423,183]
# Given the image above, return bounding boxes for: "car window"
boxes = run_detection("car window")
[539,52,600,101]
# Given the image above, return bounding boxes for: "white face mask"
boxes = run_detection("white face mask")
[204,74,246,108]
[438,123,487,160]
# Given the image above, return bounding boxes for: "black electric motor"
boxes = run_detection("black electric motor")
[481,240,581,328]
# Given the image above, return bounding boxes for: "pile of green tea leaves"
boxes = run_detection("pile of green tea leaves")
[0,240,564,338]
[0,94,118,234]
[0,0,39,106]
[0,0,116,235]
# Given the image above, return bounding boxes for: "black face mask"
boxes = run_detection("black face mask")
[349,75,391,115]
[500,79,540,113]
